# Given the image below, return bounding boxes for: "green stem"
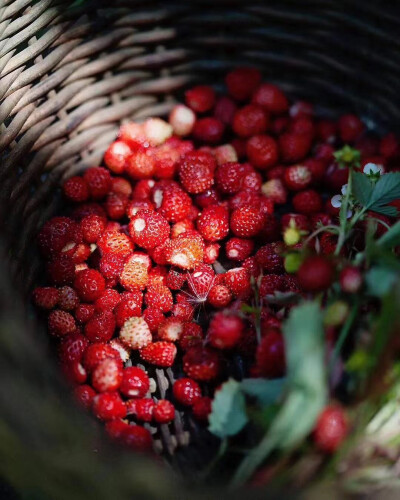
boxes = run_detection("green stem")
[329,300,359,374]
[334,170,353,256]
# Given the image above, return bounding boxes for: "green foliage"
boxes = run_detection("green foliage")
[352,171,400,217]
[334,145,361,168]
[231,301,326,487]
[365,267,399,297]
[208,379,248,439]
[241,378,285,405]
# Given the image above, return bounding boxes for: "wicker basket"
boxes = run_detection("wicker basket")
[1,1,400,498]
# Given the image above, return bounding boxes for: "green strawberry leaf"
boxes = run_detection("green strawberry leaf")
[368,172,400,209]
[241,378,285,406]
[352,171,374,206]
[365,267,399,297]
[377,220,400,249]
[208,379,248,439]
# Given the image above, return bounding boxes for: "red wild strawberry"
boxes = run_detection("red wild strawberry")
[207,284,233,308]
[142,117,172,146]
[214,161,247,195]
[297,255,334,292]
[121,425,153,451]
[255,243,284,273]
[259,275,285,296]
[173,378,202,406]
[194,188,220,209]
[226,238,254,261]
[197,204,229,242]
[83,167,111,200]
[58,286,79,311]
[120,367,150,398]
[290,100,313,119]
[187,264,215,301]
[104,140,132,174]
[38,216,77,257]
[62,176,89,203]
[284,164,312,191]
[203,243,220,264]
[155,183,192,223]
[178,153,214,194]
[119,316,152,350]
[256,329,286,378]
[74,303,95,324]
[97,231,133,258]
[48,310,76,337]
[74,384,96,410]
[133,399,155,422]
[338,114,364,143]
[270,116,289,135]
[380,133,399,160]
[71,202,107,220]
[230,206,264,237]
[185,85,216,113]
[105,419,130,440]
[140,341,177,367]
[61,360,87,385]
[80,214,106,243]
[279,132,312,163]
[179,323,204,350]
[208,312,244,349]
[32,287,59,310]
[158,317,184,342]
[142,308,165,334]
[233,105,269,138]
[309,213,333,230]
[84,310,116,342]
[183,346,220,382]
[304,158,326,184]
[281,213,310,232]
[243,256,261,278]
[171,219,194,239]
[246,135,279,170]
[105,192,128,220]
[340,266,363,293]
[283,274,301,293]
[92,358,123,393]
[114,293,143,327]
[109,338,131,363]
[224,267,251,298]
[193,118,225,144]
[92,392,127,421]
[192,397,212,421]
[166,268,186,290]
[58,332,89,364]
[292,189,323,215]
[214,96,237,125]
[225,67,261,101]
[126,151,156,179]
[145,285,173,313]
[165,232,204,270]
[82,342,120,373]
[94,288,120,312]
[153,400,175,424]
[313,405,348,453]
[119,258,148,291]
[147,266,168,287]
[252,83,289,114]
[111,177,132,198]
[319,232,338,255]
[74,269,105,302]
[98,253,125,281]
[129,210,169,250]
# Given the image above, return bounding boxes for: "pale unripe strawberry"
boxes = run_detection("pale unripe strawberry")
[143,118,173,145]
[214,144,238,165]
[119,316,152,350]
[169,104,196,136]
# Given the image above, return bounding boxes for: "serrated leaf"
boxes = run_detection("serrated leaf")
[369,204,399,217]
[377,221,400,249]
[365,267,399,297]
[352,171,373,206]
[208,379,248,439]
[368,173,400,213]
[241,378,285,405]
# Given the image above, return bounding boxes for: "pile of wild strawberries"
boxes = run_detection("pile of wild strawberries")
[31,68,398,454]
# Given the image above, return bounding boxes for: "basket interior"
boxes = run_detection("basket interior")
[1,0,400,495]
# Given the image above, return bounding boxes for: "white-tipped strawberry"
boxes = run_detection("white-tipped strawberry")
[143,118,173,146]
[169,104,196,137]
[119,316,152,350]
[187,264,215,302]
[129,251,152,271]
[214,144,238,165]
[261,178,288,204]
[109,338,131,362]
[158,317,184,342]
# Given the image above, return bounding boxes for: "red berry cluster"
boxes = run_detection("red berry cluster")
[32,68,399,454]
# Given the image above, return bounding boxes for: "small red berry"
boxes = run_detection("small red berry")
[313,405,348,453]
[58,332,89,364]
[193,117,225,144]
[83,167,111,200]
[120,367,150,398]
[179,323,204,350]
[153,400,175,424]
[92,392,127,421]
[74,384,96,410]
[233,104,269,138]
[74,269,105,302]
[230,206,264,237]
[297,255,335,292]
[192,396,212,421]
[119,316,152,350]
[104,140,132,174]
[292,189,323,215]
[63,176,89,203]
[173,378,202,406]
[185,85,216,113]
[48,310,76,337]
[339,266,363,293]
[246,135,279,170]
[338,114,364,143]
[225,67,261,101]
[92,358,123,393]
[255,329,286,378]
[133,398,155,422]
[84,310,116,342]
[32,287,59,310]
[121,425,153,451]
[182,346,220,381]
[284,164,312,191]
[139,341,177,367]
[252,83,288,114]
[197,204,230,242]
[208,312,244,349]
